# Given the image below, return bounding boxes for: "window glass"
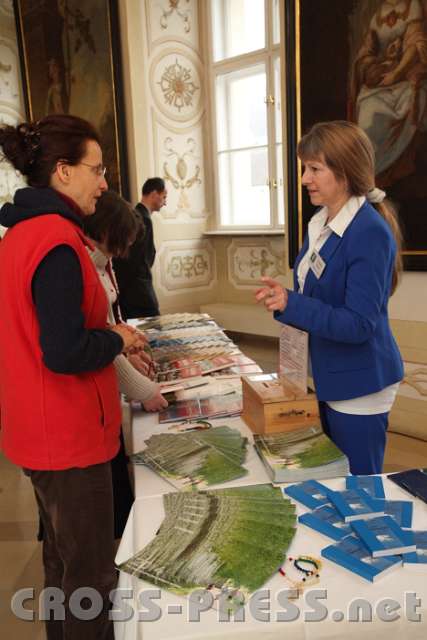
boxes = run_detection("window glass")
[216,64,267,152]
[219,147,270,225]
[212,0,265,61]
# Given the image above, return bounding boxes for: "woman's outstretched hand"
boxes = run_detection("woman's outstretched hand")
[143,389,168,412]
[255,276,288,312]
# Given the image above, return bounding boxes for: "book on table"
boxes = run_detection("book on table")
[345,475,385,499]
[253,425,350,483]
[402,530,427,567]
[298,503,353,542]
[387,468,427,504]
[350,515,416,557]
[327,488,385,522]
[321,535,402,582]
[283,479,331,509]
[375,498,413,528]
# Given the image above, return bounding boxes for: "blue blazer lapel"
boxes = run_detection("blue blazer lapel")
[303,233,343,297]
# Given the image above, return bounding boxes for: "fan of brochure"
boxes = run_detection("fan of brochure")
[137,313,215,331]
[131,425,248,490]
[118,484,297,607]
[253,424,349,483]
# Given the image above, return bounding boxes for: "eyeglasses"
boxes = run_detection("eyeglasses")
[79,162,107,177]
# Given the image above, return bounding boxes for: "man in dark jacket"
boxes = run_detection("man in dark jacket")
[113,177,167,319]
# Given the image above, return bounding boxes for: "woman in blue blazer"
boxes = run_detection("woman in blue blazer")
[256,121,404,475]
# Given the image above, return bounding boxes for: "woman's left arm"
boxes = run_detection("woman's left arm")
[272,227,394,344]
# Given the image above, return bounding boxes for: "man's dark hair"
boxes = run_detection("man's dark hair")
[142,177,165,196]
[83,190,141,257]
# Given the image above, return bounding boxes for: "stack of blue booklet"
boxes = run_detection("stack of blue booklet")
[285,475,426,582]
[402,530,427,567]
[321,535,402,582]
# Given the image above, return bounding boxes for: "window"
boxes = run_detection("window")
[207,0,284,230]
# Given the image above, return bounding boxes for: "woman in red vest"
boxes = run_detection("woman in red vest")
[0,115,142,639]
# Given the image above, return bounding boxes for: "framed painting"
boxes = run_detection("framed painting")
[13,0,129,197]
[285,0,427,270]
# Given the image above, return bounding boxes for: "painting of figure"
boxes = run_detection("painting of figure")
[13,0,128,195]
[285,0,427,269]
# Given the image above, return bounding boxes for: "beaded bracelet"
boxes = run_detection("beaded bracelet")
[293,555,321,578]
[278,555,322,597]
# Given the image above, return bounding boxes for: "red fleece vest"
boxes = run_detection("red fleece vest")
[0,214,121,470]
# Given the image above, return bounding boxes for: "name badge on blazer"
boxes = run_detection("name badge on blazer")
[309,250,326,279]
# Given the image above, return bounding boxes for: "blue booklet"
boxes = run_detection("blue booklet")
[387,469,427,504]
[350,515,416,557]
[346,475,385,499]
[283,480,331,510]
[377,498,413,528]
[327,488,385,522]
[299,503,352,541]
[402,530,427,566]
[321,535,402,582]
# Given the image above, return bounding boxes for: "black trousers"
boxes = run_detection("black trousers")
[28,462,117,640]
[111,430,134,538]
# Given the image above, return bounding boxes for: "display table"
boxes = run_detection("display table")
[115,412,427,640]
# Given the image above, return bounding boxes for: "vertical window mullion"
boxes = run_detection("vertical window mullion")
[266,53,276,228]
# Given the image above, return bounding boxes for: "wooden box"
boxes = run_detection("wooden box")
[241,374,319,434]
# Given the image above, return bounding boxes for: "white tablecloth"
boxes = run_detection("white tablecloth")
[115,412,427,640]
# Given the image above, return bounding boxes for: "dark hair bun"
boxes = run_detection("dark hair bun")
[0,122,40,176]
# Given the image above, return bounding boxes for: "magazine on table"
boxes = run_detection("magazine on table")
[159,392,243,423]
[118,484,297,611]
[131,425,249,490]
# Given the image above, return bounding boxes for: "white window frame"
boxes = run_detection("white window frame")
[203,0,286,233]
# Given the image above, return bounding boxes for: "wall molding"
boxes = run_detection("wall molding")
[157,238,216,292]
[149,47,203,124]
[227,238,286,289]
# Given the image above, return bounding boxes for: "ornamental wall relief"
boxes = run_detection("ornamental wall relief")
[158,240,216,292]
[227,239,286,289]
[150,50,203,123]
[163,136,201,209]
[153,116,208,220]
[160,0,191,34]
[146,0,199,53]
